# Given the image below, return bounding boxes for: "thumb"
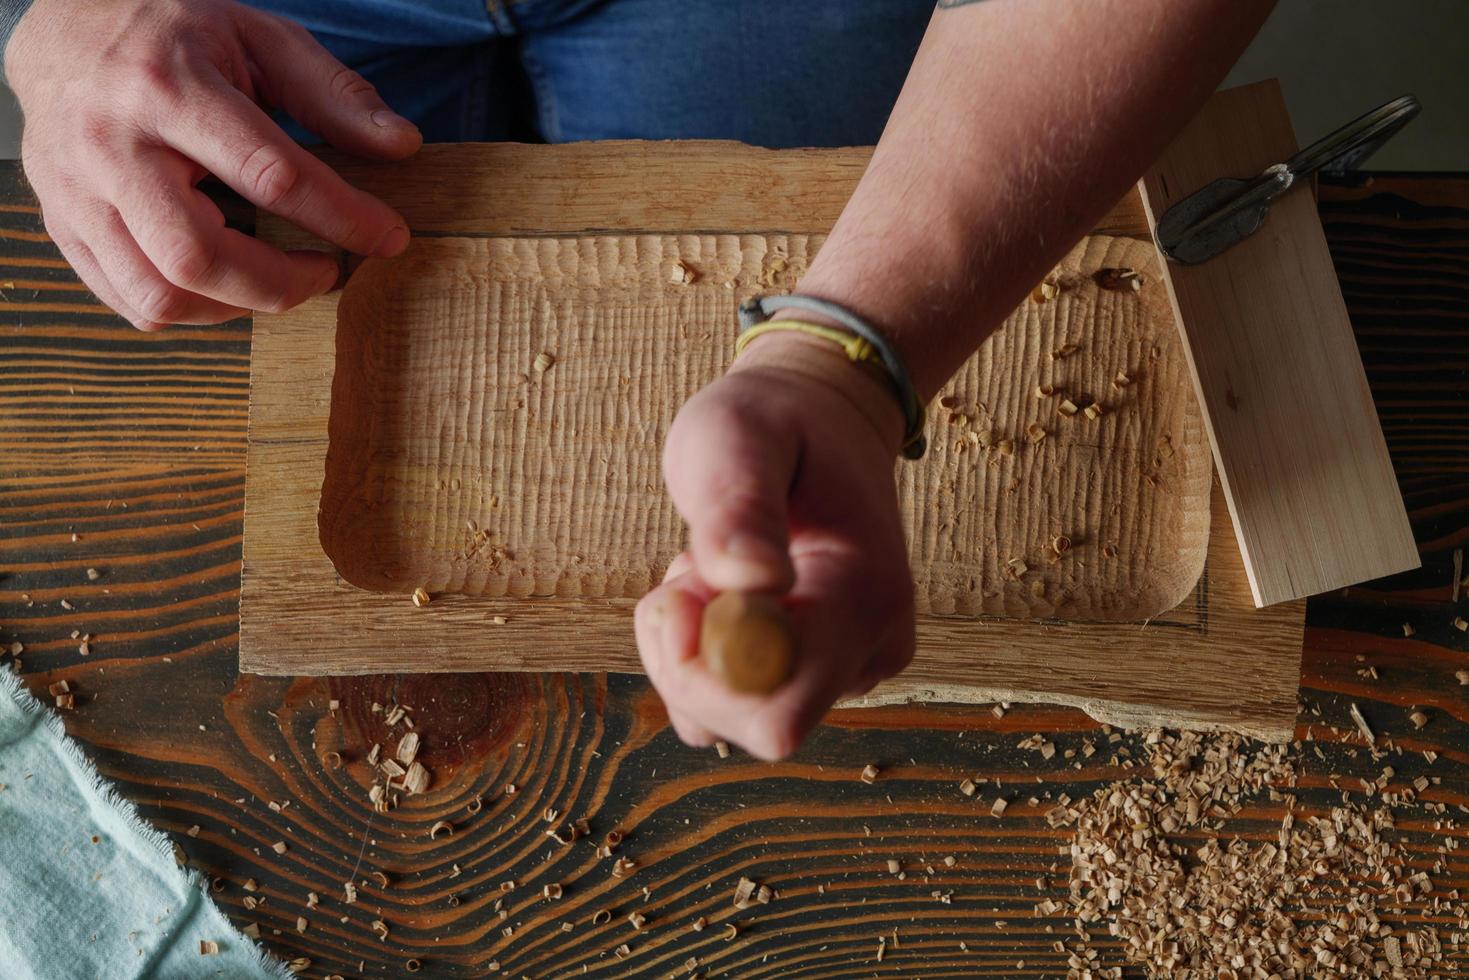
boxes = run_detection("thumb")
[241,14,422,160]
[663,394,799,594]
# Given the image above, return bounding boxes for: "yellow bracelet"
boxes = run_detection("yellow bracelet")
[734,319,881,366]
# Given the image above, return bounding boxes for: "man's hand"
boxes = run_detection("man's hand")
[635,332,915,760]
[7,0,421,331]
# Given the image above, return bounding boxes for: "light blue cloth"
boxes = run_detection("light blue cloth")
[0,669,291,980]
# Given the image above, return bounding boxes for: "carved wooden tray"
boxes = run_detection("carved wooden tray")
[240,142,1305,740]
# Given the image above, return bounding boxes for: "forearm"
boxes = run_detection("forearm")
[798,0,1274,399]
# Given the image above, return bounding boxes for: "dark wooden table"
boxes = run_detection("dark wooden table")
[2,166,1466,978]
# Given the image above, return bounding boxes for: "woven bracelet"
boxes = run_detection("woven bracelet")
[737,294,927,460]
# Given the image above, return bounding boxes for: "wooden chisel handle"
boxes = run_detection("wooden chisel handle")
[699,591,795,695]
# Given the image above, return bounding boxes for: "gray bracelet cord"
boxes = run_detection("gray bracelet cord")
[737,293,927,460]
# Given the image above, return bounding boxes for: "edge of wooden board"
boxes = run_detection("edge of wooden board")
[1139,80,1419,607]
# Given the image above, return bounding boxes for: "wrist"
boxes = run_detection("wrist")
[730,329,906,456]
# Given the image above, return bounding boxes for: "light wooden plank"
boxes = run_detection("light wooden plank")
[1139,80,1419,606]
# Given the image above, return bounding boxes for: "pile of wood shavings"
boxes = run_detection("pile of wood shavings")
[1045,729,1456,978]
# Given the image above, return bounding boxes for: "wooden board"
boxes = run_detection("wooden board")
[321,232,1208,621]
[6,164,1465,980]
[1140,80,1420,606]
[242,138,1306,740]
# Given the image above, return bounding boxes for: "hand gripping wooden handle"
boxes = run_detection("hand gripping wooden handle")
[699,592,795,695]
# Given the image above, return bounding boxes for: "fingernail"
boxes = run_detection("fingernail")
[375,225,410,257]
[371,108,416,131]
[315,259,340,293]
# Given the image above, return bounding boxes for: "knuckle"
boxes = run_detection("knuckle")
[154,234,216,289]
[132,281,190,324]
[134,54,185,108]
[327,66,377,102]
[237,143,301,210]
[256,290,299,315]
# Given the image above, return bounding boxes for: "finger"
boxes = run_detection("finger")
[50,225,148,327]
[639,549,912,760]
[633,566,842,761]
[662,550,695,584]
[240,13,422,160]
[663,395,799,594]
[112,151,340,313]
[667,708,717,748]
[148,78,409,257]
[79,203,246,328]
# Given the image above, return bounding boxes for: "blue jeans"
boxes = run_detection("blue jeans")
[248,0,934,147]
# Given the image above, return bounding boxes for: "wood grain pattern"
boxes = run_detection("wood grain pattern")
[1140,80,1420,606]
[244,138,1298,738]
[319,233,1208,620]
[1,164,1465,979]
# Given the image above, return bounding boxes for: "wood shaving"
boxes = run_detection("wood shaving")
[1409,710,1429,729]
[627,911,646,930]
[592,909,612,925]
[1112,371,1132,390]
[296,916,308,934]
[402,761,430,795]
[271,841,288,855]
[1025,423,1048,445]
[1454,616,1468,632]
[670,261,697,285]
[411,587,430,607]
[733,877,759,909]
[405,960,422,973]
[1051,536,1072,557]
[86,568,100,581]
[1097,267,1143,291]
[1057,398,1079,417]
[286,958,310,975]
[960,778,977,797]
[995,438,1015,457]
[714,740,730,759]
[692,916,707,932]
[1348,702,1376,745]
[199,940,219,956]
[429,820,454,840]
[1035,383,1058,399]
[1082,402,1105,421]
[1044,728,1456,978]
[1403,622,1416,637]
[990,797,1008,818]
[1032,280,1059,302]
[533,351,556,373]
[724,923,738,942]
[1050,343,1080,360]
[396,732,420,764]
[543,883,563,900]
[860,764,879,784]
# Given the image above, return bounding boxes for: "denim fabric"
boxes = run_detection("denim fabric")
[246,0,934,147]
[0,0,34,81]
